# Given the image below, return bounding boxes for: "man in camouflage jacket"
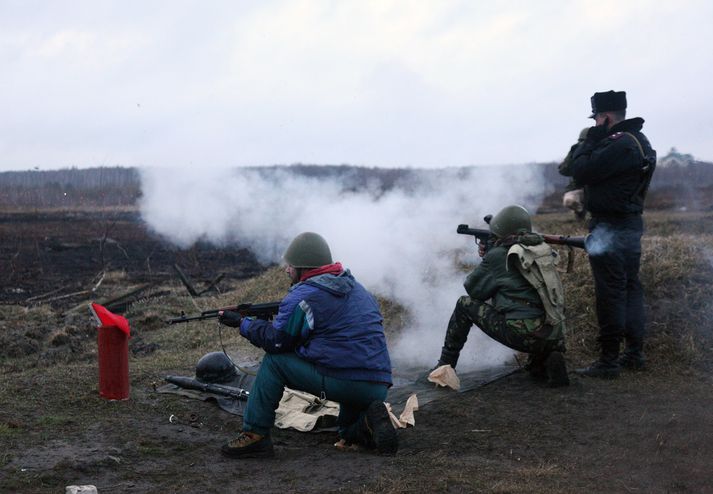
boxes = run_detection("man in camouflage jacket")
[436,205,569,387]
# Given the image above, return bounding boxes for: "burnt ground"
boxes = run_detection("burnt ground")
[1,209,713,493]
[0,209,265,305]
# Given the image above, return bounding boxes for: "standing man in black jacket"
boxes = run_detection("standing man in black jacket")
[565,90,656,378]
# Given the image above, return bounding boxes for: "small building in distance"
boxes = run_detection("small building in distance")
[658,147,695,168]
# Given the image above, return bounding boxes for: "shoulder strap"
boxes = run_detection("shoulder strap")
[621,131,656,205]
[622,132,645,159]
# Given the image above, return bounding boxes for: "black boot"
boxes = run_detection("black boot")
[364,401,398,456]
[524,353,547,380]
[575,340,621,379]
[575,359,620,379]
[619,340,646,370]
[544,351,570,387]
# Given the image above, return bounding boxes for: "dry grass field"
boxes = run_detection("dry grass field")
[1,209,713,493]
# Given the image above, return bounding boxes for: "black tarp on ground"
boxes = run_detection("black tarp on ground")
[387,364,519,407]
[157,359,519,416]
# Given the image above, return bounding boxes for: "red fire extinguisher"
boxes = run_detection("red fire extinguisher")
[90,303,130,400]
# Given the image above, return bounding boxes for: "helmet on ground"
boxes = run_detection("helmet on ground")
[489,205,532,238]
[195,351,237,384]
[282,232,333,268]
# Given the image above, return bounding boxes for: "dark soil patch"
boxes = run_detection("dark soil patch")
[0,210,266,306]
[3,369,712,493]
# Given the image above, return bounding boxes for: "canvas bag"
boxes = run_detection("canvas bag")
[506,242,566,331]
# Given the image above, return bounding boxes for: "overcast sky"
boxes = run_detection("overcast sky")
[1,0,711,171]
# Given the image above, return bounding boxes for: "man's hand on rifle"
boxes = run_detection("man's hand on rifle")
[218,310,243,328]
[478,241,487,258]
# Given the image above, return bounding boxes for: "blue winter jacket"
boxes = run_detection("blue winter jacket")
[239,270,392,385]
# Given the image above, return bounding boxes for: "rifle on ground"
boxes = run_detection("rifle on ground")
[456,224,587,250]
[165,375,249,400]
[165,301,280,325]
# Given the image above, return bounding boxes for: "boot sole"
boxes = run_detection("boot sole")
[366,401,398,456]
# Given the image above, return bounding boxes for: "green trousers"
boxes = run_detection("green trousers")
[443,296,565,356]
[243,353,388,441]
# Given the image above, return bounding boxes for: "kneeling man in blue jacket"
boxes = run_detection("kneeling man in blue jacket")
[218,232,396,459]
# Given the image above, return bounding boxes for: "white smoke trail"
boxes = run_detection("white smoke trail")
[139,165,547,370]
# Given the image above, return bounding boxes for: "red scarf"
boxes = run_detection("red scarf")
[300,262,344,282]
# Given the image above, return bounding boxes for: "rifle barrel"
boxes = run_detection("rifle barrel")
[165,313,218,325]
[166,301,281,325]
[165,375,249,400]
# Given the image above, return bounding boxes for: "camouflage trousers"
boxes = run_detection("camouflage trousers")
[443,296,565,356]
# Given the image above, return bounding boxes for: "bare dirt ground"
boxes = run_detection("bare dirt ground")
[2,209,713,493]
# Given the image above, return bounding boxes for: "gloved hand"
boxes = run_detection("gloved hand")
[586,124,609,143]
[218,310,242,328]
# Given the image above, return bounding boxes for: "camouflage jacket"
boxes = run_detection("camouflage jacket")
[463,244,544,320]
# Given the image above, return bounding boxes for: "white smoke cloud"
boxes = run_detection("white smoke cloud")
[139,164,546,370]
[585,223,615,256]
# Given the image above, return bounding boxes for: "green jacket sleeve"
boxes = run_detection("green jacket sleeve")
[463,250,500,301]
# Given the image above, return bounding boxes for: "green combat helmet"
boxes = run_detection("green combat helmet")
[283,232,333,268]
[489,205,532,238]
[195,352,237,384]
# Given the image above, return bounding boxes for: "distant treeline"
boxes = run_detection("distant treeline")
[1,162,712,211]
[541,160,713,211]
[0,167,141,209]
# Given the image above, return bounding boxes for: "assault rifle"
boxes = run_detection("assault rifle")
[456,224,587,250]
[165,301,280,325]
[165,375,249,400]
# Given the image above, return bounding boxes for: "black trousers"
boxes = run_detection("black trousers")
[587,217,646,355]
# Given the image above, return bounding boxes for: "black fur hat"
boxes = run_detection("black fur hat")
[589,90,627,118]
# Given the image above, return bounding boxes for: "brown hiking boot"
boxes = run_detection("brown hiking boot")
[221,431,274,459]
[365,401,398,456]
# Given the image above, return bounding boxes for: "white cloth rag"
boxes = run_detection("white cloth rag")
[427,364,461,390]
